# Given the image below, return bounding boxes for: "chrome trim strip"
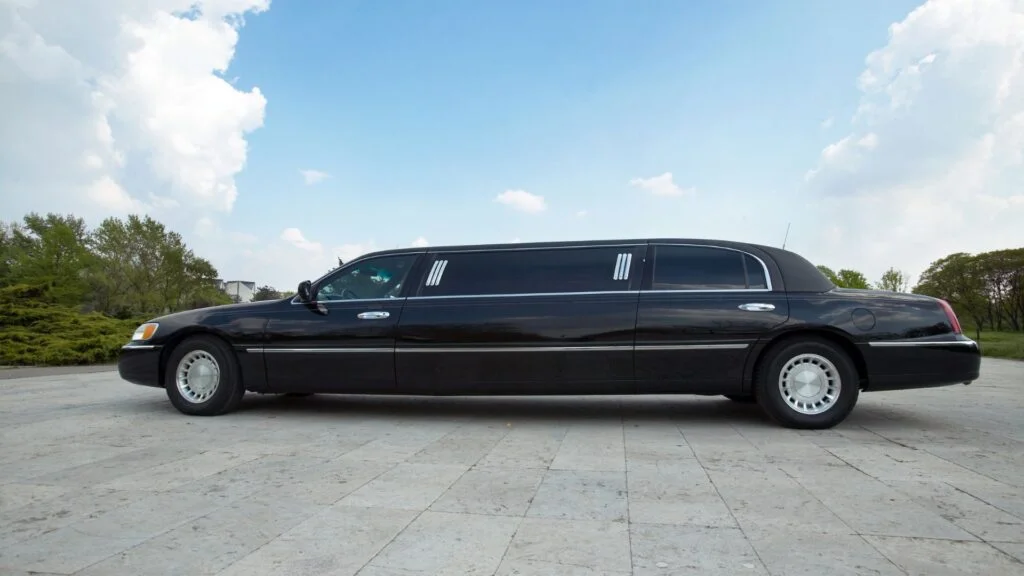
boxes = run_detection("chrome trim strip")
[643,288,773,294]
[613,253,625,280]
[398,345,633,353]
[253,348,394,354]
[407,290,641,301]
[426,260,442,286]
[867,339,978,347]
[624,253,633,280]
[435,243,644,254]
[653,243,775,292]
[635,343,749,350]
[435,259,449,285]
[122,344,158,350]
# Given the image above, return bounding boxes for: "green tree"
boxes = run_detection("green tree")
[913,252,989,331]
[876,267,909,292]
[252,285,282,301]
[1,213,96,306]
[816,265,840,285]
[835,269,870,289]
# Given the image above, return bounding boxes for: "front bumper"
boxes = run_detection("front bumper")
[117,344,164,388]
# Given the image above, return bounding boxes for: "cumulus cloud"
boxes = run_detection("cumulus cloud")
[494,189,547,213]
[801,0,1024,283]
[576,209,588,218]
[410,236,429,248]
[300,169,330,185]
[628,172,695,197]
[280,227,323,253]
[0,0,268,220]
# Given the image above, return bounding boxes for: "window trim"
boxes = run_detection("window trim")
[644,243,774,293]
[291,252,424,305]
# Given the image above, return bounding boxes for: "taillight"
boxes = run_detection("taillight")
[937,299,962,334]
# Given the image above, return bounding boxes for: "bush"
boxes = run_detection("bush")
[0,284,147,366]
[975,331,1024,361]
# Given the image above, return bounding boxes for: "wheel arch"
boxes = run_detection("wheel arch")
[746,328,869,393]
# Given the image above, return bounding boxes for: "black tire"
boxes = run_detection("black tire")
[164,335,245,416]
[755,337,859,429]
[724,394,756,403]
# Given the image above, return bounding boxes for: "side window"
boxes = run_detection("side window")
[420,246,636,297]
[651,245,765,290]
[315,254,418,301]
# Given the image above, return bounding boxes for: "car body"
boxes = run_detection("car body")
[118,238,981,428]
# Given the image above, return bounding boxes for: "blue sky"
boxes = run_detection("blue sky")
[3,0,1021,290]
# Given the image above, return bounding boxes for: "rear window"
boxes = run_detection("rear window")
[419,246,638,297]
[652,245,768,290]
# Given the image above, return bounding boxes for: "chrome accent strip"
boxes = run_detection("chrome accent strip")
[613,253,625,280]
[398,345,633,353]
[426,260,442,286]
[291,296,405,305]
[255,348,394,354]
[436,243,644,254]
[434,259,449,285]
[407,290,640,301]
[867,339,978,347]
[643,288,773,294]
[624,253,633,280]
[635,343,749,350]
[653,243,775,292]
[122,344,157,350]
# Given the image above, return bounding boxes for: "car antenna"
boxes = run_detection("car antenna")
[782,222,791,249]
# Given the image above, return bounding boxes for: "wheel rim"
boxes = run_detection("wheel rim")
[175,350,221,404]
[778,353,841,415]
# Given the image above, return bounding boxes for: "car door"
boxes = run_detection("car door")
[634,243,790,394]
[263,252,423,393]
[394,244,645,396]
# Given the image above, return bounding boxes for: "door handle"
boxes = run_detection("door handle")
[739,303,775,312]
[357,311,390,320]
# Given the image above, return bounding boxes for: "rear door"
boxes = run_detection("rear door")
[395,244,645,395]
[634,243,789,394]
[263,252,422,393]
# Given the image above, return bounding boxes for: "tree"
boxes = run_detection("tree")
[914,252,989,331]
[252,285,282,301]
[816,265,839,285]
[817,264,871,289]
[0,213,96,306]
[876,267,909,292]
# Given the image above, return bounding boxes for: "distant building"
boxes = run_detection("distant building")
[215,279,256,303]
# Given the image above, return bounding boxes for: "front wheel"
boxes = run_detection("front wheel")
[755,338,859,429]
[164,335,245,416]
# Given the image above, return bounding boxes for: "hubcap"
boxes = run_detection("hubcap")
[176,350,220,404]
[778,353,841,415]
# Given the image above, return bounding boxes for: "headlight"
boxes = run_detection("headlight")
[132,323,159,341]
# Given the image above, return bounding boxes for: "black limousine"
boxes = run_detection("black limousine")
[118,238,981,429]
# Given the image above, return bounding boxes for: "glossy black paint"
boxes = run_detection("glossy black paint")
[118,238,982,398]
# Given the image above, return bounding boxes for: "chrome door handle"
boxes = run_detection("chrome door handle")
[739,303,775,312]
[357,311,390,320]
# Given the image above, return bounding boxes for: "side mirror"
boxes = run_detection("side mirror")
[297,280,313,303]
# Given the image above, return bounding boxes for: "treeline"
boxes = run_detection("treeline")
[0,212,231,318]
[817,249,1024,334]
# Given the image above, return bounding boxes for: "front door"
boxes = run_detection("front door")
[264,253,421,393]
[634,243,790,394]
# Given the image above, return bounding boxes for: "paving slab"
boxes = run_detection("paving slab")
[0,358,1021,575]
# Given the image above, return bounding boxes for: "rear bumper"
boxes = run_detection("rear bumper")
[117,344,164,388]
[862,336,981,392]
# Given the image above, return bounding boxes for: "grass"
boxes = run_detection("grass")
[0,285,146,366]
[972,330,1024,360]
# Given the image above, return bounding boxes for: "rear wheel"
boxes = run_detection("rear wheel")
[164,335,245,416]
[755,337,859,429]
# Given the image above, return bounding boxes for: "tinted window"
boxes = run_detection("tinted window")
[421,246,635,297]
[744,254,768,289]
[652,246,766,290]
[316,254,418,301]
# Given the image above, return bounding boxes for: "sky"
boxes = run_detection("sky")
[1,0,1022,291]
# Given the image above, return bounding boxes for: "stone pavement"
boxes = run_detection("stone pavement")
[0,359,1022,575]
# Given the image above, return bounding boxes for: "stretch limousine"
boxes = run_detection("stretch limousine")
[118,238,981,429]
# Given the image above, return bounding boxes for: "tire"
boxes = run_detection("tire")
[754,337,859,429]
[164,335,245,416]
[724,394,756,403]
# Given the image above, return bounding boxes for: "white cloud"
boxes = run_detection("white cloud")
[494,189,547,213]
[280,227,323,253]
[821,116,834,129]
[410,236,429,248]
[575,209,588,218]
[801,0,1024,284]
[0,0,268,220]
[628,172,695,197]
[300,169,330,185]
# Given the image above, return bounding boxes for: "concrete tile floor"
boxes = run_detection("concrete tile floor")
[0,359,1022,575]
